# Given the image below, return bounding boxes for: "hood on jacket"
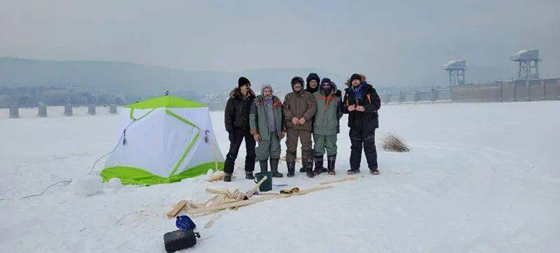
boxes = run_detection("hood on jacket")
[345,74,367,86]
[291,76,305,90]
[319,78,339,96]
[230,87,255,99]
[261,84,274,97]
[333,81,342,97]
[306,73,321,93]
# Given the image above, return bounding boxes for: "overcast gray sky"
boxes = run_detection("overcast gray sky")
[1,0,559,86]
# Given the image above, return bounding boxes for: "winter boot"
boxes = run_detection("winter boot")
[270,158,283,178]
[224,173,232,182]
[327,155,336,175]
[347,168,361,175]
[299,166,305,173]
[370,169,380,175]
[245,171,255,180]
[314,156,324,175]
[259,160,268,173]
[287,160,296,178]
[305,159,314,178]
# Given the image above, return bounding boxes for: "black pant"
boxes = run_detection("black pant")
[224,128,256,173]
[349,129,378,171]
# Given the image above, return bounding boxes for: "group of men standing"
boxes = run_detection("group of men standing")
[223,73,381,182]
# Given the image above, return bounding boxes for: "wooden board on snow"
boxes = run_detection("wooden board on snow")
[167,200,187,218]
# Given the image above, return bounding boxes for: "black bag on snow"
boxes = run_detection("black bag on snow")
[163,229,200,252]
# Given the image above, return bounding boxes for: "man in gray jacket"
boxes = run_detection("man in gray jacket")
[250,84,285,178]
[312,78,343,175]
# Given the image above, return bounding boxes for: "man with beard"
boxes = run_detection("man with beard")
[223,77,256,182]
[342,73,381,175]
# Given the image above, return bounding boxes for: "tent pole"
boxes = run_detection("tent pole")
[213,139,219,171]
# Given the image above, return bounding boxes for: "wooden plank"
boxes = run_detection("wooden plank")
[167,200,187,218]
[256,192,280,196]
[245,176,267,198]
[204,213,221,228]
[225,189,233,199]
[205,188,228,195]
[208,171,224,182]
[187,195,280,214]
[203,195,219,206]
[189,202,204,209]
[319,176,357,185]
[234,189,248,201]
[293,185,333,195]
[232,189,241,199]
[187,185,333,215]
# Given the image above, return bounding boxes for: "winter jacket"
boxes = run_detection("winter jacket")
[313,83,343,136]
[250,95,284,141]
[225,88,256,133]
[341,82,381,132]
[283,86,317,131]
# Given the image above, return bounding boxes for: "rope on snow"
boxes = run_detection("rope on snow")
[22,180,73,199]
[88,120,135,175]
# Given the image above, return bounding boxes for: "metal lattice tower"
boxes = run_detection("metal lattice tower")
[511,49,540,80]
[443,60,466,86]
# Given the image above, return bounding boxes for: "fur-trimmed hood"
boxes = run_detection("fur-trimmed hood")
[229,87,256,99]
[345,74,367,86]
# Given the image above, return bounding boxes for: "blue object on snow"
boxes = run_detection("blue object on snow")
[176,215,196,231]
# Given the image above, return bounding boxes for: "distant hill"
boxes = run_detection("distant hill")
[0,57,344,94]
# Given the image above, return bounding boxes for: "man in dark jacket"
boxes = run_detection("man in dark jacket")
[342,73,381,175]
[283,76,317,178]
[224,77,256,182]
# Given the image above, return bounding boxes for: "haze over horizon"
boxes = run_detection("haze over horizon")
[1,0,559,86]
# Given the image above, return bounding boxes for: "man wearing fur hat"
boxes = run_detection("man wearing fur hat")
[223,77,256,182]
[249,84,285,178]
[312,78,343,175]
[283,76,317,178]
[342,73,381,175]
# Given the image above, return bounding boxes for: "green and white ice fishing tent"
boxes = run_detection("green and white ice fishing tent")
[102,95,224,185]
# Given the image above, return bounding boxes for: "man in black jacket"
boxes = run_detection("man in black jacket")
[224,77,256,182]
[342,73,381,175]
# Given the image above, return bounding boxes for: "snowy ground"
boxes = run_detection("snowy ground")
[1,102,559,252]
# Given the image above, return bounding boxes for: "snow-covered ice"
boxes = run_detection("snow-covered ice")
[1,102,559,252]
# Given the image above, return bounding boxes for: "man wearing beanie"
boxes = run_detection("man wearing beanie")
[283,76,317,178]
[249,84,285,178]
[342,73,381,175]
[223,77,256,182]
